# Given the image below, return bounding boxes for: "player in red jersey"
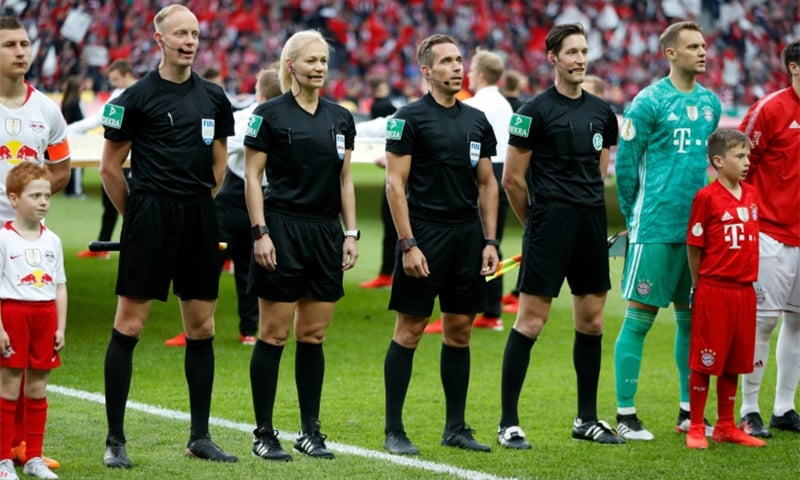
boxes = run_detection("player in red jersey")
[737,39,800,438]
[685,129,764,449]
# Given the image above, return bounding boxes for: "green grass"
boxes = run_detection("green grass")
[33,164,798,479]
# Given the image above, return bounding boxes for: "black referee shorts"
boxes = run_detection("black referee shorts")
[248,212,344,302]
[389,218,488,317]
[519,200,610,298]
[116,192,221,302]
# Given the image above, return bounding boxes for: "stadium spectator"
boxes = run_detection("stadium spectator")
[613,21,721,441]
[4,1,796,111]
[59,75,84,198]
[70,60,137,261]
[737,39,800,438]
[360,76,397,291]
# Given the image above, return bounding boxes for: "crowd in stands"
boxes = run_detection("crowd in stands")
[5,0,799,112]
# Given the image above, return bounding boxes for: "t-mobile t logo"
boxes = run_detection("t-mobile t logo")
[673,128,692,153]
[723,223,745,249]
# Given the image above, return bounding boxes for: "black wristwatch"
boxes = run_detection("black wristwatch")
[399,237,417,253]
[485,239,500,248]
[251,224,269,240]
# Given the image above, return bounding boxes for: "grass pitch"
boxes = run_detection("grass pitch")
[34,165,797,479]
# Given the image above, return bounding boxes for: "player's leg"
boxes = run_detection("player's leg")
[103,296,150,468]
[292,298,336,459]
[567,206,621,444]
[614,243,660,429]
[384,312,427,455]
[770,246,800,432]
[249,298,294,462]
[741,233,792,436]
[0,367,24,466]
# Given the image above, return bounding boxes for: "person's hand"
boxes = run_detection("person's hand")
[480,245,499,276]
[0,329,11,358]
[341,237,359,271]
[402,247,430,278]
[54,329,65,352]
[253,236,277,271]
[373,156,387,169]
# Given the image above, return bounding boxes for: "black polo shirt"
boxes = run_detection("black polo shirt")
[508,86,617,207]
[103,70,234,197]
[386,93,497,224]
[244,92,356,218]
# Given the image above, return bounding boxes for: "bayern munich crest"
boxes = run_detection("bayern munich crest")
[636,281,651,296]
[700,348,716,367]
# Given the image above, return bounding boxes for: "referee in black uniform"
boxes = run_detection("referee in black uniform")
[382,34,500,455]
[98,4,237,468]
[498,23,623,449]
[244,30,358,462]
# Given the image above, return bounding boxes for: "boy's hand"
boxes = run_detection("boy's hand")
[0,330,12,358]
[54,330,65,352]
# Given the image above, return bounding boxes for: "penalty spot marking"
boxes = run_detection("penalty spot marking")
[48,384,516,480]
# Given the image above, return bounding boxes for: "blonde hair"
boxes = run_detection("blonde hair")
[256,68,281,101]
[153,4,190,33]
[278,30,329,93]
[471,50,505,85]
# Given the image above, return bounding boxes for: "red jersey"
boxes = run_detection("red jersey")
[738,87,800,246]
[687,180,759,283]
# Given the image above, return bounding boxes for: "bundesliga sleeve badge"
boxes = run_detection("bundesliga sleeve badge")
[385,119,405,140]
[102,104,124,129]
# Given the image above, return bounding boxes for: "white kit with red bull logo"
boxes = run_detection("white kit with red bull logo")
[0,222,66,301]
[0,84,70,222]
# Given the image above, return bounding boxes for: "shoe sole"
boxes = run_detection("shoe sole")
[293,448,334,459]
[251,451,292,462]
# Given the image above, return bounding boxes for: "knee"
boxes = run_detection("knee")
[756,316,780,335]
[513,316,545,339]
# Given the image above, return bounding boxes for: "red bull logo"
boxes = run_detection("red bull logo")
[0,140,40,164]
[18,269,53,288]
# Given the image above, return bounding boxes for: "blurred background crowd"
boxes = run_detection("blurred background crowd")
[3,0,799,116]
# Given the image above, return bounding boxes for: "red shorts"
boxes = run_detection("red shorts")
[0,300,61,370]
[689,279,756,375]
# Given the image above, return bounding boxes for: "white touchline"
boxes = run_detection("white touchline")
[48,384,517,480]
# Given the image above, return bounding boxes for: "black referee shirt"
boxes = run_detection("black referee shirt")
[508,86,617,207]
[244,92,356,218]
[103,70,234,197]
[386,93,497,223]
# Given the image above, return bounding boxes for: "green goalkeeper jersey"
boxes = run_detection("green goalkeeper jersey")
[616,77,721,244]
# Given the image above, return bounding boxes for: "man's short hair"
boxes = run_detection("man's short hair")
[256,68,281,100]
[107,60,133,76]
[782,39,800,74]
[202,67,221,80]
[471,50,505,85]
[417,34,457,67]
[0,16,24,31]
[545,23,585,55]
[153,4,190,33]
[707,129,750,167]
[659,21,702,53]
[502,70,524,92]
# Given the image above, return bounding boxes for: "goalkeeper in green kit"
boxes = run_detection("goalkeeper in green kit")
[612,21,721,441]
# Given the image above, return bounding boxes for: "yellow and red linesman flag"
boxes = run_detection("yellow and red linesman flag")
[485,254,522,282]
